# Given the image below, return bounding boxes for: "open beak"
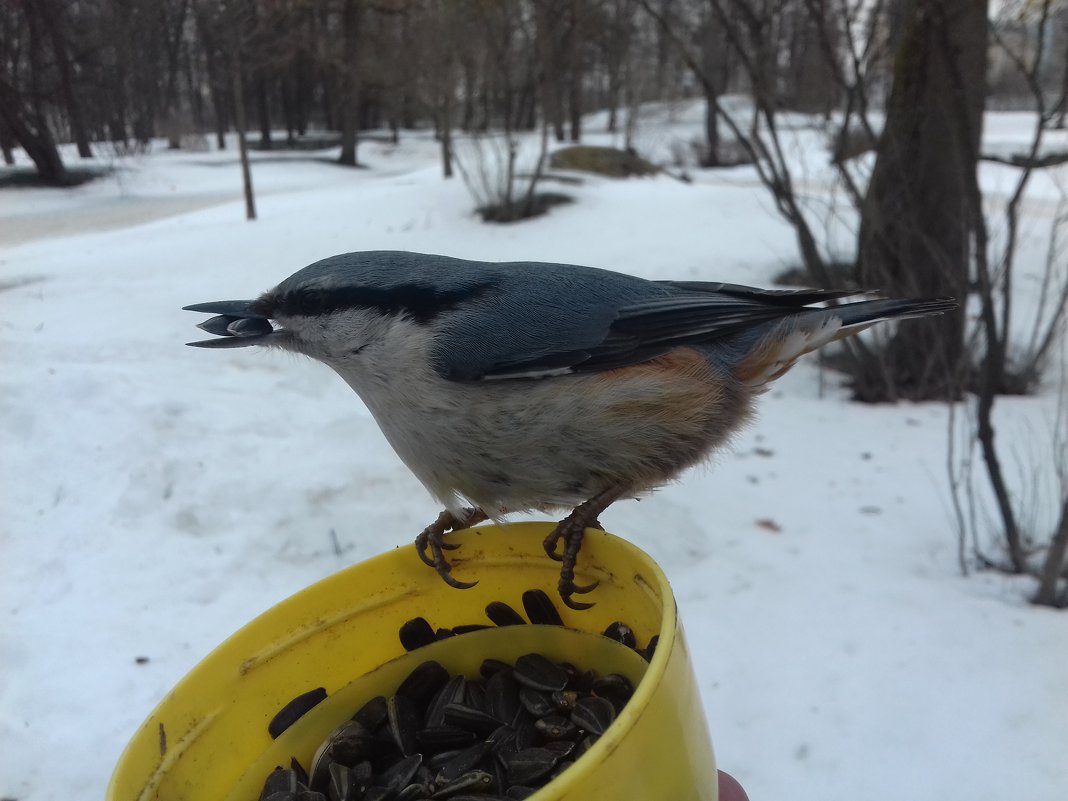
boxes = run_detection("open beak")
[183,300,278,348]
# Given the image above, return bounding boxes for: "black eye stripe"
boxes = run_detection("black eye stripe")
[274,282,492,324]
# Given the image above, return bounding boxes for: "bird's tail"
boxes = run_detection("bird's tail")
[831,296,958,332]
[733,296,957,388]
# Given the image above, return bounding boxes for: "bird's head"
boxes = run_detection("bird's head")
[184,251,492,369]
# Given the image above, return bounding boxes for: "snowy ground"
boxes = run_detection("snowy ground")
[2,109,1066,801]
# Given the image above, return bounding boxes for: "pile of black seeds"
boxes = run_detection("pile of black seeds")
[396,589,659,663]
[259,654,635,801]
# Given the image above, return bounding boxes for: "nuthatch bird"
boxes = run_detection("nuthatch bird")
[185,251,955,608]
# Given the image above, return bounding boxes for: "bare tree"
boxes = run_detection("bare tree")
[949,0,1068,595]
[0,0,68,183]
[855,0,986,401]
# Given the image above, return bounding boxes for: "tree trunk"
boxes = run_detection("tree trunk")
[697,16,727,167]
[5,2,67,183]
[37,0,92,158]
[855,0,987,401]
[230,43,256,220]
[536,2,567,142]
[567,0,583,142]
[257,76,272,150]
[1033,497,1068,607]
[440,88,453,178]
[195,4,227,150]
[702,88,720,166]
[337,0,363,166]
[0,118,15,165]
[0,79,67,183]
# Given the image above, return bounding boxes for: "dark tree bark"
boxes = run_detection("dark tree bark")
[536,1,567,142]
[2,1,67,183]
[696,15,728,166]
[1033,498,1068,607]
[566,0,584,142]
[0,117,15,165]
[0,78,67,183]
[231,53,255,219]
[36,0,91,158]
[855,0,987,401]
[337,0,363,166]
[194,3,227,149]
[256,74,272,149]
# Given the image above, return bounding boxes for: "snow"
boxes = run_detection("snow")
[2,112,1066,801]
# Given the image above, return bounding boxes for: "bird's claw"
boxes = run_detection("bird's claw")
[560,592,595,611]
[543,530,565,561]
[414,508,486,589]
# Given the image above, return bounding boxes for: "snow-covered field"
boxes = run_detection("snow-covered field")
[2,107,1066,801]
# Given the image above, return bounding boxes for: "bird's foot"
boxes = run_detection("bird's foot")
[546,515,601,610]
[543,516,603,561]
[415,507,488,590]
[542,486,630,609]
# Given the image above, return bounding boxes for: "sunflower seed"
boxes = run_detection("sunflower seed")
[542,740,575,759]
[570,696,615,736]
[602,621,637,649]
[517,688,553,717]
[228,316,274,336]
[464,682,488,713]
[396,784,430,801]
[513,654,568,692]
[388,695,420,756]
[434,742,490,783]
[533,714,576,741]
[485,670,519,724]
[326,763,354,801]
[478,659,513,679]
[643,635,660,661]
[196,314,242,337]
[484,602,526,627]
[520,590,563,626]
[352,696,388,731]
[513,717,540,751]
[591,673,634,714]
[328,722,381,765]
[504,748,556,785]
[427,748,466,772]
[261,767,302,799]
[451,624,491,635]
[381,754,423,791]
[417,726,478,750]
[425,675,466,728]
[269,687,328,739]
[550,690,578,714]
[443,703,500,736]
[396,661,450,712]
[261,650,638,801]
[432,770,494,798]
[399,617,437,651]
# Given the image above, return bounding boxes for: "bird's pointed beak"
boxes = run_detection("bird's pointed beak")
[183,299,278,348]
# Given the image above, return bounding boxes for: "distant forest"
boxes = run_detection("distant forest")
[2,1,1066,184]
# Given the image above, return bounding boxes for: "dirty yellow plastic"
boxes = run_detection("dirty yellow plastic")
[108,522,717,801]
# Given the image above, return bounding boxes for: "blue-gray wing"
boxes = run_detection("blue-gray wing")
[431,264,853,382]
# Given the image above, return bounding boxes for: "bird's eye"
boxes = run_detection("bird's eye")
[297,290,325,316]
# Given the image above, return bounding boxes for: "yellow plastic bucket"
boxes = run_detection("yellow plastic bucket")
[108,522,717,801]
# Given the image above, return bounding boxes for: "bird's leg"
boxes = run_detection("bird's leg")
[543,486,629,610]
[415,507,488,590]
